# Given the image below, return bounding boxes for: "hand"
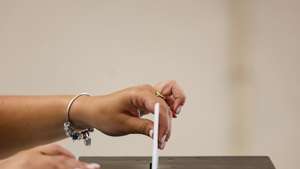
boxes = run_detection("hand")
[0,144,100,169]
[153,80,186,144]
[73,80,186,149]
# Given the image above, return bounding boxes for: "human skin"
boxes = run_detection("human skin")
[0,144,101,169]
[0,80,186,168]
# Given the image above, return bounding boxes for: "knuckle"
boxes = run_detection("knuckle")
[130,84,154,98]
[169,80,177,85]
[127,87,139,98]
[140,84,154,91]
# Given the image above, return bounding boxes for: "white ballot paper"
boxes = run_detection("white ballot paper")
[151,103,160,169]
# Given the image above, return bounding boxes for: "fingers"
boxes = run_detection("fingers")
[165,113,172,143]
[50,156,84,169]
[125,116,153,137]
[144,97,170,143]
[154,80,186,115]
[85,163,102,169]
[48,155,101,169]
[38,144,75,159]
[165,96,176,118]
[130,85,171,149]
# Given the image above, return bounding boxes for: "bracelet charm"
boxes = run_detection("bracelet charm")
[64,121,94,146]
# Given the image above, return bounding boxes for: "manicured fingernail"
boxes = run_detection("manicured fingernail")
[159,134,167,149]
[86,163,101,169]
[176,106,182,115]
[161,135,166,143]
[161,141,166,149]
[171,110,177,118]
[159,135,167,149]
[149,129,153,138]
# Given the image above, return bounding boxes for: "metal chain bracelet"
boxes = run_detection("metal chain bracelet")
[64,93,94,146]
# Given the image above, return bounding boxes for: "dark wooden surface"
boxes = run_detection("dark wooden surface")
[79,156,276,169]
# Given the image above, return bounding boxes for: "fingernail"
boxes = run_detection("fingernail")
[149,129,153,138]
[171,111,177,118]
[86,163,101,169]
[159,135,167,149]
[176,106,182,115]
[161,141,166,149]
[159,135,166,149]
[161,135,167,143]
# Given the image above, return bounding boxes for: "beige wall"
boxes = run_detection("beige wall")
[243,0,300,168]
[0,1,299,169]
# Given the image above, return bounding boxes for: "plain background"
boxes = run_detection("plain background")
[0,1,299,169]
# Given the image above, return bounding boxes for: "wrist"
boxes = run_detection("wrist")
[69,95,93,129]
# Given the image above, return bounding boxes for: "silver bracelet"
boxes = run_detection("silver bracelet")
[64,93,94,146]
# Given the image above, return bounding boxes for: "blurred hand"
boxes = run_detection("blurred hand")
[75,80,186,149]
[0,144,100,169]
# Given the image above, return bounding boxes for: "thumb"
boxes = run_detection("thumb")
[126,117,153,137]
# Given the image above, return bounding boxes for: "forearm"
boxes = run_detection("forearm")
[0,81,186,158]
[0,95,84,157]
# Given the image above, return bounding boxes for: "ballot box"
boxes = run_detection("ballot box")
[80,156,276,169]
